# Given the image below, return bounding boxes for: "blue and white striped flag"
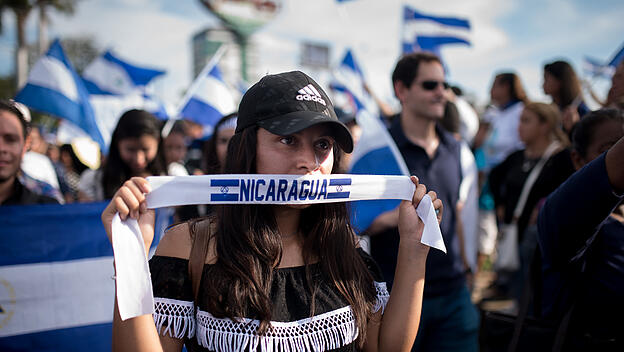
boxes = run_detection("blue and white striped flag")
[330,49,373,114]
[583,42,624,79]
[402,6,471,56]
[330,50,409,232]
[0,203,172,351]
[14,39,106,150]
[82,50,165,96]
[177,49,237,135]
[0,203,113,351]
[583,56,615,78]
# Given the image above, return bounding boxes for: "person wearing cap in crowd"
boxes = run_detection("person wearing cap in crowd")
[0,100,59,205]
[364,52,479,351]
[101,71,443,352]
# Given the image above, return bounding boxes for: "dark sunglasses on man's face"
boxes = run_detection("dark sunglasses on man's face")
[420,80,450,91]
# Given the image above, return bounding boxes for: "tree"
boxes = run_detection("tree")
[36,0,77,55]
[61,36,99,74]
[1,0,33,89]
[0,0,78,89]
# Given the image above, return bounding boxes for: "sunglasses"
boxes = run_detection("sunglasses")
[419,80,450,91]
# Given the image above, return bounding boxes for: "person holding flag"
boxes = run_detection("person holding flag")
[365,52,479,351]
[101,71,443,351]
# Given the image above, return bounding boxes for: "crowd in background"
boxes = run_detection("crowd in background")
[1,54,623,351]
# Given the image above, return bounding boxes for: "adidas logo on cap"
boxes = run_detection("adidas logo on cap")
[296,84,326,106]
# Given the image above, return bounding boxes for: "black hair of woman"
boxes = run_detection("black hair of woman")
[60,144,89,174]
[493,72,529,105]
[202,112,238,174]
[102,109,166,198]
[544,60,582,108]
[572,108,624,158]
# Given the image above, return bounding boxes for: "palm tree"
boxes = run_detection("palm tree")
[1,0,33,89]
[0,0,76,89]
[36,0,76,55]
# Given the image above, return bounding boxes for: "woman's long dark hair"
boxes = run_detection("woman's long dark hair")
[201,126,377,346]
[495,72,528,105]
[102,109,165,198]
[544,60,582,107]
[202,112,237,174]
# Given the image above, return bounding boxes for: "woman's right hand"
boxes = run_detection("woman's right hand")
[101,177,155,252]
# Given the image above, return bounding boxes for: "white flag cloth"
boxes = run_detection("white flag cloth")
[112,174,445,320]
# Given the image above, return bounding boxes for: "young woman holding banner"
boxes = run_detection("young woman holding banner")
[101,71,442,352]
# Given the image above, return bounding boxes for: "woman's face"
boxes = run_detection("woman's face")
[490,78,508,106]
[216,127,235,169]
[518,109,547,145]
[163,132,186,165]
[255,124,335,176]
[543,72,560,97]
[118,135,159,174]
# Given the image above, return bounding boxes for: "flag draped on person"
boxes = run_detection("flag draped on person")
[14,39,106,150]
[82,50,165,95]
[330,49,409,232]
[176,46,237,136]
[401,5,471,57]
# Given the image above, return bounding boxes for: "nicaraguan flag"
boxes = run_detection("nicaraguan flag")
[0,203,113,351]
[329,50,409,232]
[0,203,172,351]
[329,49,375,114]
[583,42,624,78]
[14,39,106,150]
[178,63,237,134]
[402,6,471,56]
[583,56,615,78]
[82,51,165,95]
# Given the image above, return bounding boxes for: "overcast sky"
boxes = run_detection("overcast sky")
[1,0,622,109]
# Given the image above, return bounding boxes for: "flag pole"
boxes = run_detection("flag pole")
[162,44,228,138]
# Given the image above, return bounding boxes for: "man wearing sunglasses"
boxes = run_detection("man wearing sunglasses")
[365,52,479,352]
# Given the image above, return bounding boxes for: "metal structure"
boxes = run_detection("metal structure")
[199,0,281,81]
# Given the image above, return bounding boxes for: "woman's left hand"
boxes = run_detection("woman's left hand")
[398,176,442,248]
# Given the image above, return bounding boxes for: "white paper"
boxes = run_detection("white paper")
[111,214,154,320]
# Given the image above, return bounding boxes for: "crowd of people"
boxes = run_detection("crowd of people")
[1,53,623,351]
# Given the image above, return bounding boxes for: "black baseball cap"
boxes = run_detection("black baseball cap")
[236,71,354,153]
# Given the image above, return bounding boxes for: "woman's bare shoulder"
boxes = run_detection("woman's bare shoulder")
[154,219,217,264]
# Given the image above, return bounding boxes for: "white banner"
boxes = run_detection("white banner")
[113,174,446,321]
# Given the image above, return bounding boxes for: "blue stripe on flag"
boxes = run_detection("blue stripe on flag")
[350,147,404,175]
[102,51,165,86]
[210,179,240,187]
[0,202,111,266]
[0,322,112,352]
[327,192,351,199]
[208,66,225,82]
[211,193,239,202]
[609,43,624,67]
[350,147,405,231]
[404,6,470,29]
[180,97,225,127]
[82,78,115,95]
[416,36,471,49]
[329,178,352,186]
